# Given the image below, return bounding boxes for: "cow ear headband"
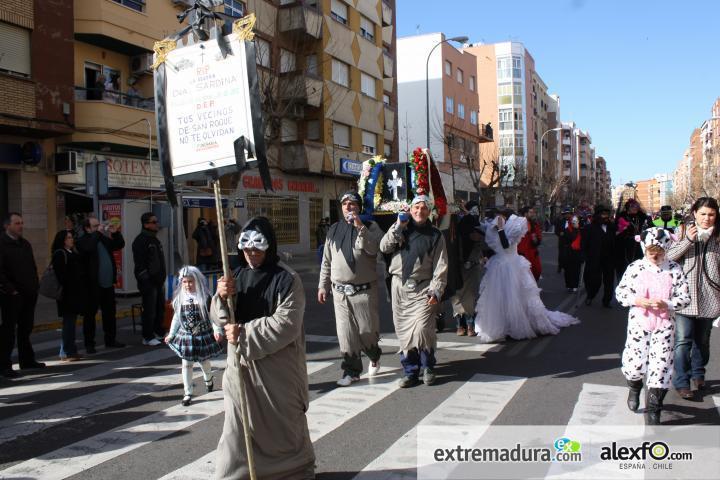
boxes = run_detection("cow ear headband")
[634,227,676,251]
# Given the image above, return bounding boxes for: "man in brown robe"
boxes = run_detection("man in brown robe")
[319,191,384,386]
[211,216,315,480]
[380,196,448,387]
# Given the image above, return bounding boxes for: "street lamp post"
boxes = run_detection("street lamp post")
[539,127,562,220]
[425,35,468,151]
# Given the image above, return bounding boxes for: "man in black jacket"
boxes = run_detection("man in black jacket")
[582,205,616,308]
[0,213,44,377]
[132,212,167,346]
[77,216,126,352]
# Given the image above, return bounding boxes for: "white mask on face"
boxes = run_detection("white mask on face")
[697,225,714,242]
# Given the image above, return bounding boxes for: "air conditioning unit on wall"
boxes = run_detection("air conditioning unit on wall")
[131,53,153,75]
[54,151,78,174]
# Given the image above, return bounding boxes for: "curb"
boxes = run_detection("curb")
[33,308,134,334]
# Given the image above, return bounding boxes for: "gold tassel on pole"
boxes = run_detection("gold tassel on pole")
[232,13,256,41]
[151,39,178,70]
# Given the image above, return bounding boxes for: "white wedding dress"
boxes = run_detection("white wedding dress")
[474,215,579,343]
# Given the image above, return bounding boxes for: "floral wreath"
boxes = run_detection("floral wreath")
[356,150,448,218]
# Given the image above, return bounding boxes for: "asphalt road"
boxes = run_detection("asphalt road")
[1,235,718,480]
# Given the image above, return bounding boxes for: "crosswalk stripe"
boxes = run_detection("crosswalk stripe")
[354,373,526,479]
[566,383,644,426]
[305,334,499,354]
[0,390,226,480]
[0,360,334,480]
[0,358,334,446]
[0,349,175,405]
[0,358,225,445]
[546,383,647,479]
[157,366,402,480]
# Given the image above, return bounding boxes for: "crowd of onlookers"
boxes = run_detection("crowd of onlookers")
[0,211,168,378]
[553,197,717,404]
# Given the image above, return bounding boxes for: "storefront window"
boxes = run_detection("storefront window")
[308,197,323,250]
[246,194,299,245]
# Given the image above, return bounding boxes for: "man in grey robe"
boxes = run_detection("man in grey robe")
[211,216,315,480]
[380,196,448,387]
[318,191,384,386]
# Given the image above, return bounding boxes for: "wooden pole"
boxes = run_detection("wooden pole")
[213,179,257,480]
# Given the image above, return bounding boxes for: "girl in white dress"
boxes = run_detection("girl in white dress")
[474,212,580,343]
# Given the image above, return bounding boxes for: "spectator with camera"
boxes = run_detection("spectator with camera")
[76,216,125,352]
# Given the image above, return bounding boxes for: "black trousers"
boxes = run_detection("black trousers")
[0,292,38,369]
[84,286,117,347]
[140,282,166,341]
[584,263,615,305]
[563,251,582,289]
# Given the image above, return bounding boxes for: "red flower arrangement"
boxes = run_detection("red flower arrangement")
[411,148,430,195]
[410,148,448,217]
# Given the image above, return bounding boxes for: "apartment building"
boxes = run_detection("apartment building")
[463,42,556,188]
[653,173,672,207]
[594,156,611,206]
[245,0,399,248]
[396,32,493,202]
[558,121,600,204]
[0,0,75,268]
[45,0,399,262]
[635,178,660,214]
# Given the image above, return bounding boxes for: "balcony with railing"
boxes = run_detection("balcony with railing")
[479,122,493,142]
[278,74,323,108]
[383,53,393,78]
[382,0,393,26]
[278,3,323,39]
[280,141,325,173]
[75,86,155,111]
[73,86,155,148]
[74,0,177,54]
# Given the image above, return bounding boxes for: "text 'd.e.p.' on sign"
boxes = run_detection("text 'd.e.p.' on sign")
[162,36,255,178]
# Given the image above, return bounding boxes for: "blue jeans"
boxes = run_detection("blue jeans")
[60,313,78,356]
[672,314,714,389]
[455,314,474,328]
[400,348,436,378]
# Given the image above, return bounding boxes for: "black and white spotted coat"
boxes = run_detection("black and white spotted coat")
[615,259,691,388]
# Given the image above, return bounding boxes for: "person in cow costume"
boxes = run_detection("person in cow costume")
[614,227,690,425]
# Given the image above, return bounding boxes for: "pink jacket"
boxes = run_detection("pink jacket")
[634,269,672,331]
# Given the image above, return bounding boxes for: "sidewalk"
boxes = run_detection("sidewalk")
[32,252,321,333]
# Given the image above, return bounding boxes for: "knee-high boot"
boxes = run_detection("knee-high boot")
[627,379,643,412]
[645,388,667,425]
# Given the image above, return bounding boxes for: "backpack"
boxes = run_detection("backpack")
[39,250,66,300]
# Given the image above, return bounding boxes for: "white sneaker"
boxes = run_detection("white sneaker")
[336,375,359,387]
[143,338,162,346]
[368,361,381,377]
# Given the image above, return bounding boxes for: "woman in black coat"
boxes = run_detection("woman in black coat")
[52,230,87,361]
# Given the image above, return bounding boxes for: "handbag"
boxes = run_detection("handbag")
[39,250,66,300]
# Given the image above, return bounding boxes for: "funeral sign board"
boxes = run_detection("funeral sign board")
[159,35,256,179]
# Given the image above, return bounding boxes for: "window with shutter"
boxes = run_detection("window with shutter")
[333,123,351,148]
[0,22,31,76]
[330,0,348,25]
[361,131,376,154]
[280,49,296,73]
[361,73,376,98]
[360,16,374,41]
[332,58,350,87]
